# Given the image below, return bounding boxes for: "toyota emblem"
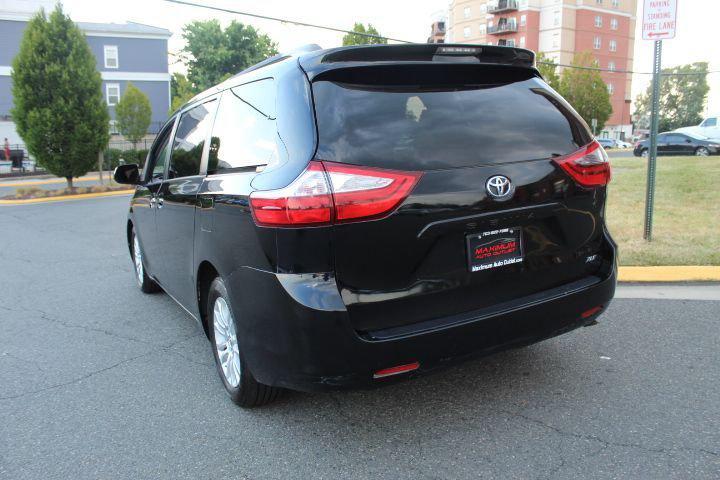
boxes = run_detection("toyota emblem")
[486,175,514,201]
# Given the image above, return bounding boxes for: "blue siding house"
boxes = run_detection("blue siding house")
[0,1,171,146]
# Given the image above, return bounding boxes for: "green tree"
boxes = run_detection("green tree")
[115,82,151,148]
[342,23,387,46]
[536,52,560,91]
[558,51,612,133]
[11,5,109,189]
[181,20,277,92]
[171,72,195,112]
[633,62,709,132]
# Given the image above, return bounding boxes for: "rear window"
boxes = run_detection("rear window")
[313,73,592,170]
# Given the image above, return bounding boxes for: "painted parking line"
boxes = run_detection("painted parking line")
[618,266,720,282]
[0,175,107,188]
[0,190,134,205]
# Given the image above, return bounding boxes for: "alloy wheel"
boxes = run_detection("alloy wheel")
[213,297,241,388]
[696,147,709,156]
[133,234,144,286]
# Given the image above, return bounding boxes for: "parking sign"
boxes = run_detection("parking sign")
[642,0,678,40]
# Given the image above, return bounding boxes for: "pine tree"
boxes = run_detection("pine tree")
[11,5,109,189]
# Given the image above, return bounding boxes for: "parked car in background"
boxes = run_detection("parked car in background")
[597,138,616,149]
[114,43,616,408]
[633,132,720,157]
[675,115,720,140]
[615,140,633,148]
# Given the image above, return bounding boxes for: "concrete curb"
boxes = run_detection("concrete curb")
[0,189,133,205]
[618,266,720,282]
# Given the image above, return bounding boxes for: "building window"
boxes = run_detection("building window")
[594,36,601,49]
[480,4,487,14]
[609,39,617,52]
[553,10,560,26]
[552,33,559,48]
[104,45,118,69]
[612,0,619,7]
[596,0,603,4]
[595,16,602,27]
[607,83,614,95]
[610,18,618,30]
[479,24,486,35]
[463,6,471,19]
[520,36,526,47]
[463,26,471,38]
[608,61,616,71]
[106,83,120,106]
[109,120,119,135]
[520,14,526,27]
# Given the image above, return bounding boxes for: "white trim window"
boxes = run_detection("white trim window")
[109,120,120,135]
[608,61,616,71]
[610,18,618,30]
[479,24,486,35]
[520,36,526,47]
[463,26,471,38]
[463,6,471,19]
[520,14,526,27]
[607,83,614,95]
[595,15,602,27]
[480,4,487,14]
[553,10,560,26]
[104,45,119,69]
[106,83,120,106]
[612,0,620,7]
[593,36,602,49]
[609,39,617,52]
[552,33,559,48]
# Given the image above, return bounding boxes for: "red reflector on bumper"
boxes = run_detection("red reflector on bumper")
[373,362,420,379]
[581,305,603,319]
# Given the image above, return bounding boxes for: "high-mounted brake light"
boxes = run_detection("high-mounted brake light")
[553,140,611,187]
[249,161,422,227]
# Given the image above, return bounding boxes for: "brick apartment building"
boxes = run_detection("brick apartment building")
[446,0,636,140]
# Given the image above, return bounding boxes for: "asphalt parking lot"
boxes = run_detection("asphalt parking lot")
[1,196,718,479]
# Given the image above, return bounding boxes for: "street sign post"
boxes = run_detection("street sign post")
[642,0,677,40]
[641,0,677,241]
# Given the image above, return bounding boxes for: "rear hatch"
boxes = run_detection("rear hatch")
[310,63,611,337]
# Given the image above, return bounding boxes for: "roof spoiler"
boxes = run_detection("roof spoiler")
[299,44,535,77]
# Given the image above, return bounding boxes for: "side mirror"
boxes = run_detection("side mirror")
[686,139,692,143]
[113,164,141,185]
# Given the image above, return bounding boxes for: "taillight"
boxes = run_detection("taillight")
[249,162,333,227]
[249,161,422,227]
[553,140,611,187]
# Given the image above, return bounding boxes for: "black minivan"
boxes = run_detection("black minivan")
[114,44,616,407]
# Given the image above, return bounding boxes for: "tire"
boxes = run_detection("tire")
[695,147,710,156]
[640,149,649,158]
[207,277,282,407]
[131,227,161,293]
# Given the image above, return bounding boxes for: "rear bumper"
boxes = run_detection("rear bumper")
[229,254,616,393]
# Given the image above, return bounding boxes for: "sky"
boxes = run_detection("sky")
[59,0,720,115]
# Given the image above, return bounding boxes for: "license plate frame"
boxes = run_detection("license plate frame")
[467,227,524,273]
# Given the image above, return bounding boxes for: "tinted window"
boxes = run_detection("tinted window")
[207,83,278,174]
[169,100,216,178]
[702,118,717,127]
[665,135,684,143]
[146,120,174,182]
[313,76,592,170]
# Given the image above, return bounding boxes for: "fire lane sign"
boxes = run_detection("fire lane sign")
[642,0,677,40]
